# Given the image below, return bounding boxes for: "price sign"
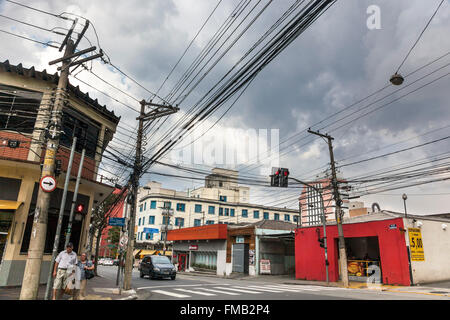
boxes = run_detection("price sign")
[408,228,425,261]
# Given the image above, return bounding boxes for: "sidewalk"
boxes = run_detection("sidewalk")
[179,272,450,297]
[0,275,137,300]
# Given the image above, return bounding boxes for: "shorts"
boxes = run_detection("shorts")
[53,269,69,290]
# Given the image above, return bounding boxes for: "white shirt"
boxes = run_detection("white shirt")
[55,250,78,269]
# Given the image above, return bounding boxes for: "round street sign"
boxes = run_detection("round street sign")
[120,235,128,248]
[40,175,57,192]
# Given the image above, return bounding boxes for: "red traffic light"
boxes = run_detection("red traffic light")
[76,204,84,213]
[275,170,279,175]
[284,170,289,176]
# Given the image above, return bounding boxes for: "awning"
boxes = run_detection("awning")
[0,200,23,210]
[133,249,141,258]
[137,250,156,258]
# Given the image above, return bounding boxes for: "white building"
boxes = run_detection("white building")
[134,168,299,247]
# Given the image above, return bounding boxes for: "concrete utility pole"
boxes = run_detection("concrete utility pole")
[307,129,349,287]
[20,19,103,299]
[123,100,178,290]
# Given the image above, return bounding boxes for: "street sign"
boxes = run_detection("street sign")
[40,175,57,193]
[408,228,425,261]
[119,234,128,248]
[389,224,397,230]
[109,217,125,226]
[143,228,159,234]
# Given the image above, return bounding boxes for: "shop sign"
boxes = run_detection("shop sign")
[260,259,271,274]
[189,245,198,250]
[389,224,397,230]
[408,228,425,261]
[236,236,244,243]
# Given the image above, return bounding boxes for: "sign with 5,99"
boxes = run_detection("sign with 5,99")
[408,228,425,261]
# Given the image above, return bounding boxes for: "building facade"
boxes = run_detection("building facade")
[135,168,299,248]
[0,61,119,286]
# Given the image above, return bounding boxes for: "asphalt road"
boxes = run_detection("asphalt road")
[97,266,449,300]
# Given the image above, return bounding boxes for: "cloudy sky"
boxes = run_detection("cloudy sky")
[1,0,449,215]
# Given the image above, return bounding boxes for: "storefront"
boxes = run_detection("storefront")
[0,200,23,266]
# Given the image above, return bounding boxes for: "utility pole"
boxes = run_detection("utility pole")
[19,19,102,299]
[123,100,178,291]
[307,129,348,287]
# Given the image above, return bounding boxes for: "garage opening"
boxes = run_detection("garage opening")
[191,251,217,272]
[344,236,382,283]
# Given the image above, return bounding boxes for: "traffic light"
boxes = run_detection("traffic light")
[280,168,289,187]
[270,169,281,187]
[76,203,84,213]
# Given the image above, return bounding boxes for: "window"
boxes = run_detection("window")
[219,195,227,202]
[225,208,229,216]
[139,205,143,212]
[150,201,156,209]
[219,208,223,216]
[263,212,269,220]
[176,203,185,212]
[138,218,141,226]
[162,216,170,225]
[163,201,171,209]
[59,107,100,158]
[293,216,299,223]
[274,213,280,221]
[284,214,290,222]
[0,85,42,133]
[175,217,185,227]
[146,233,153,240]
[195,204,202,213]
[142,217,145,225]
[230,209,235,217]
[242,209,248,218]
[194,219,201,227]
[149,216,155,225]
[206,220,214,225]
[144,202,146,211]
[208,206,215,214]
[253,210,260,219]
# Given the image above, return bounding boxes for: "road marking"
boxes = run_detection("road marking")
[263,285,313,292]
[271,284,321,290]
[213,287,262,294]
[243,285,287,293]
[175,288,216,296]
[137,283,231,290]
[151,290,190,298]
[197,288,241,296]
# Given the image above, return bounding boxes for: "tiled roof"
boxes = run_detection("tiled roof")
[0,60,120,124]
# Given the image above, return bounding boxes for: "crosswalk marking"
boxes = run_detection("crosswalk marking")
[262,285,311,292]
[197,288,241,296]
[175,288,216,296]
[242,285,287,293]
[152,289,190,298]
[214,286,262,294]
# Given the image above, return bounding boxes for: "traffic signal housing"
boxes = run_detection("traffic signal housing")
[76,203,84,213]
[270,169,281,187]
[280,168,289,187]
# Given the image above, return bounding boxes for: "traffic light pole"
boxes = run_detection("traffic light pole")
[307,129,348,287]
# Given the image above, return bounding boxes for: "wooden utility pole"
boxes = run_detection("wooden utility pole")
[123,100,178,290]
[307,129,349,287]
[20,19,102,299]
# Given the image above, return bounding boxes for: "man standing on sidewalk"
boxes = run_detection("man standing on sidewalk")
[52,242,78,300]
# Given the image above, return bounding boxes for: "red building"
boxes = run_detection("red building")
[295,212,411,286]
[98,188,127,257]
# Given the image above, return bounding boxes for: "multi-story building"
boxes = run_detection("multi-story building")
[135,168,299,249]
[299,176,350,226]
[0,60,120,286]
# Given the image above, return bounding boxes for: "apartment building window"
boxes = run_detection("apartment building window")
[163,201,171,209]
[263,212,269,220]
[206,220,214,225]
[225,208,229,216]
[274,213,280,221]
[253,210,260,219]
[144,202,146,211]
[230,209,235,217]
[219,195,227,202]
[219,208,223,216]
[162,216,169,225]
[146,233,153,240]
[149,216,155,225]
[142,217,145,225]
[194,219,201,227]
[284,214,290,222]
[208,206,215,214]
[175,217,185,227]
[176,203,185,212]
[150,201,157,209]
[293,216,299,223]
[138,218,141,226]
[139,205,143,212]
[194,204,202,213]
[242,209,248,218]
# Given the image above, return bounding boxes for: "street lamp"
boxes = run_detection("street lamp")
[390,73,404,85]
[402,193,408,218]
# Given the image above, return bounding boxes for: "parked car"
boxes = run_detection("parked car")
[139,255,176,280]
[103,258,114,266]
[98,258,106,266]
[113,259,120,266]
